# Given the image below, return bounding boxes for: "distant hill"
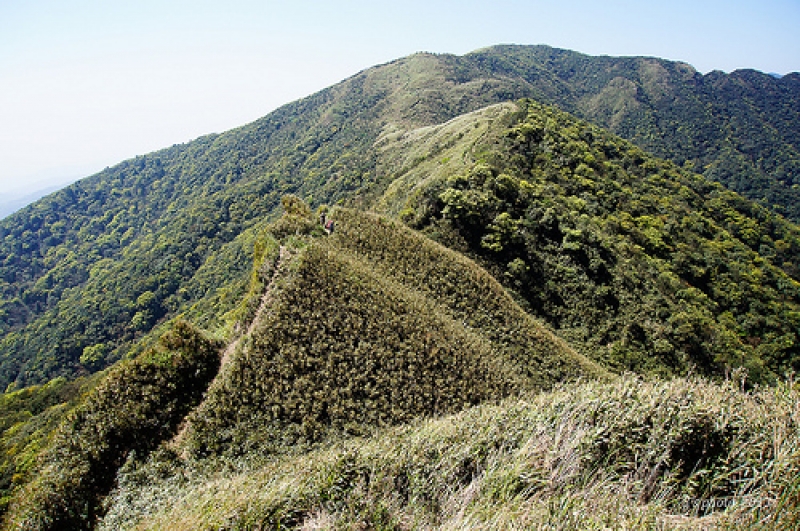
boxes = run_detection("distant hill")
[0,184,67,221]
[465,45,800,220]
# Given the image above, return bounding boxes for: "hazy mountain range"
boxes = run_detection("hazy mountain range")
[0,183,72,221]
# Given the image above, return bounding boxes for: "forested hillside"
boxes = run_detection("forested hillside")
[0,41,798,528]
[387,100,800,381]
[1,45,798,389]
[0,50,550,388]
[466,45,800,219]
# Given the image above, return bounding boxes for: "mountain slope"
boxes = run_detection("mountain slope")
[4,96,797,527]
[0,51,554,388]
[182,206,606,457]
[1,45,799,529]
[105,377,800,530]
[4,206,606,528]
[4,320,222,530]
[1,45,798,388]
[466,45,800,219]
[377,100,800,380]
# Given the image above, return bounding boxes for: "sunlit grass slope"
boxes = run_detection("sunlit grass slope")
[100,376,799,530]
[331,209,604,382]
[183,207,607,457]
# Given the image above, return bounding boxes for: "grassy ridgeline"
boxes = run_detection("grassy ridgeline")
[183,208,607,457]
[330,208,606,384]
[3,45,799,390]
[1,205,606,530]
[101,376,800,530]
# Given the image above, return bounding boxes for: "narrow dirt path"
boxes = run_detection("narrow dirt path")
[218,244,292,368]
[170,244,293,451]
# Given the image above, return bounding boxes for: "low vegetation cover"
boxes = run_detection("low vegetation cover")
[4,321,221,530]
[182,206,605,458]
[330,209,605,383]
[98,375,799,530]
[401,100,800,382]
[0,203,603,529]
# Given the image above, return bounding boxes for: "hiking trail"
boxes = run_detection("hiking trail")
[218,244,293,368]
[171,244,293,451]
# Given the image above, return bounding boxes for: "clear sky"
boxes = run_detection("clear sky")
[1,0,798,201]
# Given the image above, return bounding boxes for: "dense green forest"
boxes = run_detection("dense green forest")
[466,46,800,219]
[398,100,800,381]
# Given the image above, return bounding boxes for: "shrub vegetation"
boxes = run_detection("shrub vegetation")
[183,206,606,458]
[403,100,800,382]
[4,321,221,531]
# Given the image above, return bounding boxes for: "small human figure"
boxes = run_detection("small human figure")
[320,212,326,227]
[325,219,335,234]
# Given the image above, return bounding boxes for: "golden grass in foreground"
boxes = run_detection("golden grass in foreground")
[100,375,799,530]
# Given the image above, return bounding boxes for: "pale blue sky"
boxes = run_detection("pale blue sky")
[1,0,798,201]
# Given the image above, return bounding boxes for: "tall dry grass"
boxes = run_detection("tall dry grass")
[99,375,799,530]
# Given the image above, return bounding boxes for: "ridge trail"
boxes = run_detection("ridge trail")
[219,244,292,368]
[170,244,293,451]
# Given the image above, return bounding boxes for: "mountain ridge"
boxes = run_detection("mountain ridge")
[4,205,607,528]
[1,41,799,526]
[1,44,799,388]
[370,98,800,381]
